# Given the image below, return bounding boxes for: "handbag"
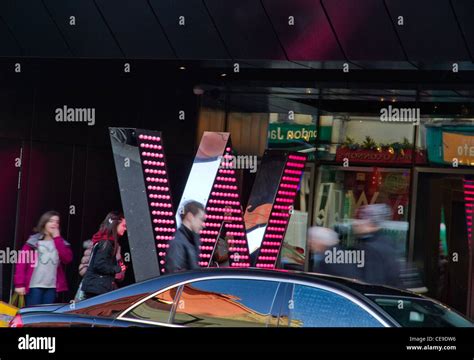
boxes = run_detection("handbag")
[74,243,98,301]
[9,293,25,309]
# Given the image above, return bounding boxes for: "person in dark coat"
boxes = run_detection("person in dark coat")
[309,226,339,273]
[308,226,361,279]
[81,212,127,298]
[78,239,125,280]
[165,201,206,273]
[353,204,401,287]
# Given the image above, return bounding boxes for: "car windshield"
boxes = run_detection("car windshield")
[367,295,473,327]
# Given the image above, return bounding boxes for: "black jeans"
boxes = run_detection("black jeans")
[83,292,97,300]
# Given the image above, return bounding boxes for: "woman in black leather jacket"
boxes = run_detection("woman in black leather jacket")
[82,212,127,298]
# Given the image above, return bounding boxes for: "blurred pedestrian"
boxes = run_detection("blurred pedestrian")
[353,204,401,287]
[308,226,339,273]
[166,201,206,273]
[308,226,360,278]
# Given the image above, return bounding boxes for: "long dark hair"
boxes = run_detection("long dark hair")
[97,211,124,255]
[33,210,60,236]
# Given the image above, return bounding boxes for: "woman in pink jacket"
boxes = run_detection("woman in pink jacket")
[14,211,73,306]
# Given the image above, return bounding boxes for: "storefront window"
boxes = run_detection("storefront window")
[314,166,411,258]
[318,114,417,163]
[267,112,317,159]
[419,117,474,166]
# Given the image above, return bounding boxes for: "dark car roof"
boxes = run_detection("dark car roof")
[180,267,423,297]
[55,268,423,316]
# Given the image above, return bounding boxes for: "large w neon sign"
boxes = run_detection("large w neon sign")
[175,132,250,268]
[110,128,307,281]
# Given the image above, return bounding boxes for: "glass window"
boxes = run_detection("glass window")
[419,117,474,166]
[317,112,416,161]
[267,112,317,157]
[173,279,280,327]
[282,285,383,327]
[314,166,410,256]
[368,296,473,327]
[121,287,179,324]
